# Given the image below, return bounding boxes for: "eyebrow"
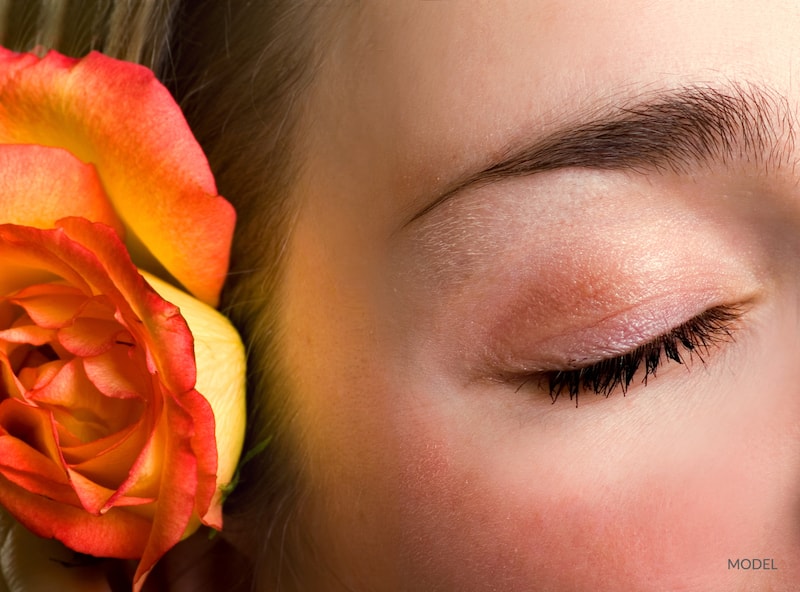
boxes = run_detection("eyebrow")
[407,82,796,224]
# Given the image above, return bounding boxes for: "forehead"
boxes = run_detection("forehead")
[305,1,799,215]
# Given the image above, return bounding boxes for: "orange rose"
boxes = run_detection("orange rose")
[0,49,245,591]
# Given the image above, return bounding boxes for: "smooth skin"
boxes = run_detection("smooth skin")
[279,2,800,590]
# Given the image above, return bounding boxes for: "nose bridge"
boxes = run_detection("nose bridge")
[711,290,800,585]
[767,286,800,553]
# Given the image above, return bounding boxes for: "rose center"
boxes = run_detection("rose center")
[0,283,145,447]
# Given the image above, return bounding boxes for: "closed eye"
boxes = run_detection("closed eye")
[516,304,743,406]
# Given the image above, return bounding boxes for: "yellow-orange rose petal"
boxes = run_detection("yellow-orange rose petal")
[0,49,235,306]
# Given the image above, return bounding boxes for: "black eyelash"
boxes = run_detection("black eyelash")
[525,305,742,406]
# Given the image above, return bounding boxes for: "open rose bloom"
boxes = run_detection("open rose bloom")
[0,49,245,590]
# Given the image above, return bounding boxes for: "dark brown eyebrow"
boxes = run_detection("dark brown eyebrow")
[407,82,796,225]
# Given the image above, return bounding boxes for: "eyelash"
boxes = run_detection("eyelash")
[518,305,743,406]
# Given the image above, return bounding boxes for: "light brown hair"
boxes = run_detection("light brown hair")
[168,2,334,589]
[0,0,178,73]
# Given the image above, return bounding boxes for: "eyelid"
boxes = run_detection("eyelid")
[515,303,745,405]
[504,291,745,371]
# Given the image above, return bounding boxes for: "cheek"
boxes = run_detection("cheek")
[395,425,729,590]
[393,352,800,591]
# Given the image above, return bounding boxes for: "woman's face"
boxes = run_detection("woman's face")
[279,1,800,589]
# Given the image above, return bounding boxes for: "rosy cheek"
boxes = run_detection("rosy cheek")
[394,390,799,592]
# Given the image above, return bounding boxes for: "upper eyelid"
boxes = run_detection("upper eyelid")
[514,304,745,406]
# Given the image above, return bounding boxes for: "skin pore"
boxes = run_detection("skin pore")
[274,1,800,590]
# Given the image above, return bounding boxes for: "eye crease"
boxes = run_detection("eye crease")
[517,305,744,406]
